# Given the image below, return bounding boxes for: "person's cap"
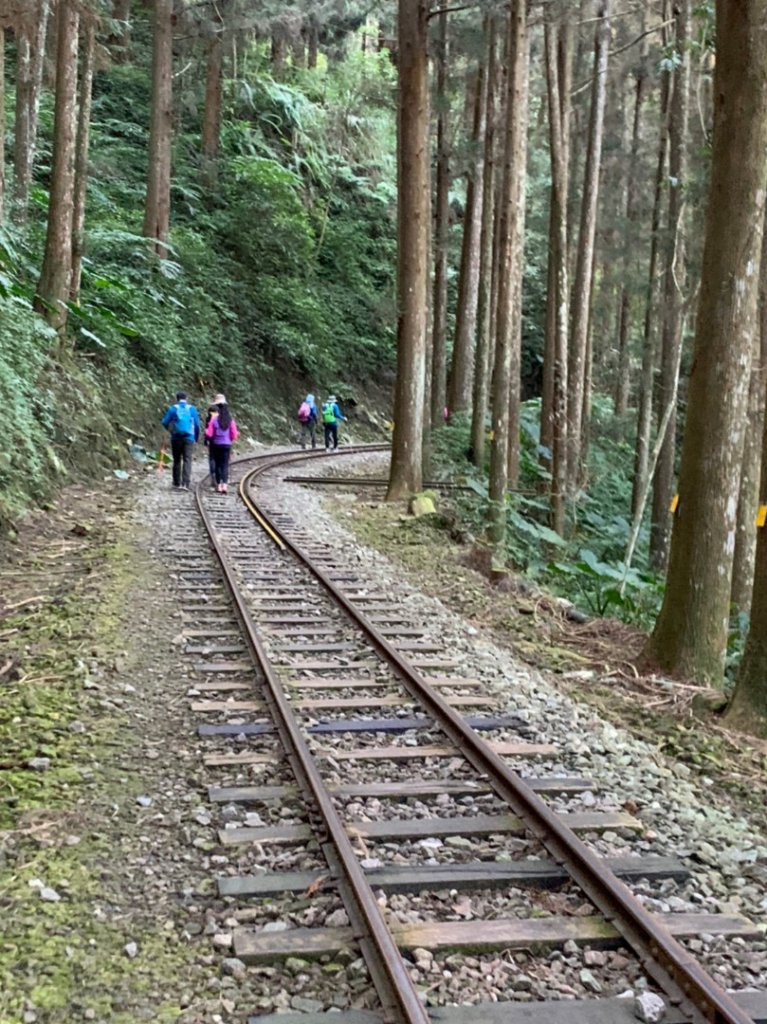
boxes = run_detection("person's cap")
[328,395,336,403]
[176,390,187,400]
[213,393,226,405]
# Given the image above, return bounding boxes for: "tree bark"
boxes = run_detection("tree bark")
[143,0,173,256]
[387,0,430,501]
[731,218,767,612]
[470,16,499,468]
[727,277,767,735]
[543,11,572,534]
[201,31,224,189]
[70,19,96,305]
[0,28,4,224]
[35,0,79,334]
[430,0,449,430]
[108,0,131,61]
[487,0,528,558]
[567,0,610,491]
[307,15,319,69]
[650,0,691,573]
[641,0,767,686]
[631,61,671,520]
[448,65,486,418]
[13,28,33,221]
[614,59,647,416]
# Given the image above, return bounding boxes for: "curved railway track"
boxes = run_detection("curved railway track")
[176,445,765,1024]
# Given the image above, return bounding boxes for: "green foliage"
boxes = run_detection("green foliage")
[429,398,665,627]
[0,33,399,526]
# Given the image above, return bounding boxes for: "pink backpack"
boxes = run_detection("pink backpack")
[298,401,311,422]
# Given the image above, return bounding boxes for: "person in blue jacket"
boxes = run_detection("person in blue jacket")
[161,391,201,490]
[321,395,347,451]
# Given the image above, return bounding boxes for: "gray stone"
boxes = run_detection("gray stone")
[325,908,350,928]
[124,942,138,959]
[27,758,51,771]
[261,921,289,933]
[136,795,153,808]
[69,720,86,733]
[290,996,324,1013]
[39,887,61,903]
[211,933,232,949]
[445,836,474,849]
[221,958,247,981]
[579,968,602,993]
[634,992,666,1023]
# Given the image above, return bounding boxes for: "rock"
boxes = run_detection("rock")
[635,992,666,1022]
[511,975,533,992]
[409,493,436,517]
[39,887,61,903]
[136,795,153,808]
[418,837,443,850]
[27,757,51,771]
[261,921,289,933]
[584,950,607,967]
[124,942,138,959]
[221,958,247,981]
[291,996,324,1013]
[361,858,384,870]
[69,720,86,733]
[212,933,232,949]
[325,908,350,928]
[444,836,474,849]
[579,968,602,993]
[285,957,311,974]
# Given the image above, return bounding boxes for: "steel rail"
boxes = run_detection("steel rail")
[194,446,429,1024]
[240,452,756,1024]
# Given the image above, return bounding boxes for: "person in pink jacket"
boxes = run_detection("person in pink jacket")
[205,394,239,494]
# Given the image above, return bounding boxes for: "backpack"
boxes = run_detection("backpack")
[322,402,335,424]
[172,402,194,436]
[298,401,312,423]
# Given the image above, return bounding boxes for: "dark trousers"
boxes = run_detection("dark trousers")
[207,447,216,481]
[323,422,338,450]
[211,443,232,484]
[300,420,317,449]
[171,436,194,487]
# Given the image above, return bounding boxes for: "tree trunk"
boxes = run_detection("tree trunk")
[631,63,671,520]
[430,0,449,430]
[448,65,486,418]
[470,16,499,468]
[731,218,767,612]
[727,259,767,735]
[201,31,224,189]
[13,29,33,221]
[566,0,610,491]
[641,0,767,686]
[0,28,4,224]
[650,0,691,573]
[543,10,572,534]
[271,34,287,78]
[387,0,430,501]
[487,0,528,559]
[307,15,319,69]
[143,0,173,256]
[108,0,132,61]
[614,60,647,416]
[70,19,96,305]
[35,0,79,334]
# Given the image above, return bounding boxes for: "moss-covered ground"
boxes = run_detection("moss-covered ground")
[0,483,209,1024]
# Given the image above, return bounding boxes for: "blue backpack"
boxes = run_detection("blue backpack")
[172,403,194,436]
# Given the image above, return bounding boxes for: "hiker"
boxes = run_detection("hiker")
[161,391,201,490]
[205,394,239,494]
[203,403,218,486]
[297,394,318,449]
[321,395,347,451]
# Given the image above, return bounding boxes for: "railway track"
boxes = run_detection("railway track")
[172,446,766,1024]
